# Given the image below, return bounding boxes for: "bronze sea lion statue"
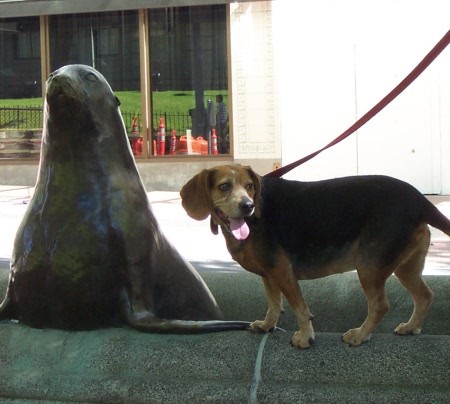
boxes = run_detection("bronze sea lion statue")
[0,64,249,333]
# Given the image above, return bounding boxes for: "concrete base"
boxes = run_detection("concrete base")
[0,326,448,403]
[0,265,449,403]
[0,158,279,192]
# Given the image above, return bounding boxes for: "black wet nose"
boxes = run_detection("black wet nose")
[240,200,255,215]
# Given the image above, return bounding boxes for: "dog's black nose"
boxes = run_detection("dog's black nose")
[240,200,255,215]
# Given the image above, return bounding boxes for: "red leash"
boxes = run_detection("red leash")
[265,29,450,178]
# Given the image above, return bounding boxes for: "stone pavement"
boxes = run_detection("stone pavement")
[0,186,449,403]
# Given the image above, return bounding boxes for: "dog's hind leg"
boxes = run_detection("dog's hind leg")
[250,276,283,332]
[342,269,391,347]
[394,224,434,336]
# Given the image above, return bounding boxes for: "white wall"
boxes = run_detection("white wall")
[273,0,450,194]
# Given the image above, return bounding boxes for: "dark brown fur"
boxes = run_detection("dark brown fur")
[181,165,450,348]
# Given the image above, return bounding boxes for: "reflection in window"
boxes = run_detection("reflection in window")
[0,17,41,100]
[49,11,142,148]
[149,6,230,156]
[0,17,42,159]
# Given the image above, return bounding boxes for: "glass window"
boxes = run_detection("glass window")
[0,17,41,100]
[0,6,231,161]
[0,17,42,158]
[49,11,142,154]
[149,6,230,156]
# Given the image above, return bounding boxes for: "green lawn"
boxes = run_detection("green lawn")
[0,90,228,117]
[157,90,228,113]
[0,98,43,108]
[1,90,228,132]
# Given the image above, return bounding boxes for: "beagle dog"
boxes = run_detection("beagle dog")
[180,165,450,348]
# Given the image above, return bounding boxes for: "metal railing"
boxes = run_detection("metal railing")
[122,111,192,136]
[0,106,195,159]
[0,106,43,130]
[1,107,192,136]
[151,111,192,135]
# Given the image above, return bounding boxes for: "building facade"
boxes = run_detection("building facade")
[0,0,280,190]
[1,0,449,194]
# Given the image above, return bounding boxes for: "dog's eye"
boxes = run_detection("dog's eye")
[219,182,231,192]
[246,183,254,191]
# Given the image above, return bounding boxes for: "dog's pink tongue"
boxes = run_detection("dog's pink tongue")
[230,218,250,240]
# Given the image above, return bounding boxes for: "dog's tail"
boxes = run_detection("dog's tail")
[424,201,450,237]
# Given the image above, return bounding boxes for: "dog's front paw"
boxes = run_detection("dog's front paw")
[394,322,422,335]
[250,320,276,333]
[342,328,371,347]
[290,327,315,349]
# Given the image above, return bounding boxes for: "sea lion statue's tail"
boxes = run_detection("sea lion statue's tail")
[127,317,251,334]
[120,289,250,333]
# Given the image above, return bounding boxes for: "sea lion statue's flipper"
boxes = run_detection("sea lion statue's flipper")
[0,284,17,322]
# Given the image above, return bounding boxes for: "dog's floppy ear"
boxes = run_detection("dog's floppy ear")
[246,166,262,218]
[180,169,212,221]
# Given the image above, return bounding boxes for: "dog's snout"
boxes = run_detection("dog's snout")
[240,200,255,215]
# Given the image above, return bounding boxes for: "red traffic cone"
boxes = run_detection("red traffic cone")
[170,130,177,155]
[131,117,141,155]
[211,128,218,155]
[157,117,166,155]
